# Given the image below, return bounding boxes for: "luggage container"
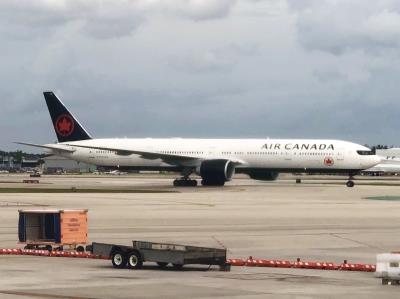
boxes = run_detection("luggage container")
[18,209,88,251]
[92,240,230,271]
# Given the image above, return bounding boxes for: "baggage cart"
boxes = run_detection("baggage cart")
[18,209,88,251]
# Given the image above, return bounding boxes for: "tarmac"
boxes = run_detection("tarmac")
[1,173,400,298]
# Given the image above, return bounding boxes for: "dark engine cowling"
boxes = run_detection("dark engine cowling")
[248,170,279,181]
[198,159,235,186]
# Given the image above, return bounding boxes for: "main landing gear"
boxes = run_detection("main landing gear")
[346,175,355,187]
[173,178,198,187]
[173,168,198,187]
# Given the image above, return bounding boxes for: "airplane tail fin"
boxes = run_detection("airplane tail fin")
[43,91,92,142]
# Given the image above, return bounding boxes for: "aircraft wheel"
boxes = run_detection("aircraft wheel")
[346,180,355,187]
[201,179,225,186]
[172,263,184,270]
[173,179,197,187]
[173,179,180,187]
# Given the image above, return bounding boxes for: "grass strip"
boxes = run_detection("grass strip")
[365,196,400,201]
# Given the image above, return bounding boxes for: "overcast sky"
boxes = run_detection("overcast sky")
[1,0,400,151]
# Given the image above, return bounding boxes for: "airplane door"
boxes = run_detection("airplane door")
[335,148,345,168]
[208,146,216,158]
[336,149,344,161]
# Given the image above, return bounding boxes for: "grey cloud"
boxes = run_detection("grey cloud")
[169,43,260,73]
[0,0,145,39]
[159,0,236,21]
[170,49,237,73]
[288,0,400,55]
[0,0,236,40]
[2,0,400,152]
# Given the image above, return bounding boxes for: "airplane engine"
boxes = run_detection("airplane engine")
[248,170,279,181]
[197,159,235,186]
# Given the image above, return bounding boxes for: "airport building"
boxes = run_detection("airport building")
[42,155,95,173]
[0,155,14,169]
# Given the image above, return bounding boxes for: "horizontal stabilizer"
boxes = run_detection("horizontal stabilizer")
[14,142,76,153]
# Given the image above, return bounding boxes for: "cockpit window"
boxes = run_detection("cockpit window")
[357,150,374,155]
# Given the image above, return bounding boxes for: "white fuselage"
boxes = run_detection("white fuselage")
[46,138,380,173]
[363,156,400,174]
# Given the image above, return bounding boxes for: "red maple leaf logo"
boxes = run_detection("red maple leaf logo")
[324,157,334,166]
[55,115,74,137]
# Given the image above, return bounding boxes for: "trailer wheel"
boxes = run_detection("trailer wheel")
[76,246,85,252]
[127,251,143,269]
[382,278,389,285]
[111,251,127,269]
[157,262,168,268]
[172,263,184,270]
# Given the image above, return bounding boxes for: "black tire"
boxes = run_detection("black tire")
[111,251,127,269]
[382,278,389,285]
[201,179,225,186]
[173,179,179,187]
[190,180,198,187]
[45,245,53,252]
[172,263,184,270]
[346,181,355,187]
[76,246,85,252]
[127,251,143,269]
[157,262,168,268]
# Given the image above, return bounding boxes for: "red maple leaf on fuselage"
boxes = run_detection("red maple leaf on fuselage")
[324,157,334,166]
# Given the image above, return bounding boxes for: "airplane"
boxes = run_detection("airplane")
[104,170,128,175]
[16,91,381,187]
[362,156,400,176]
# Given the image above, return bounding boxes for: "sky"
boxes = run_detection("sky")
[1,0,400,151]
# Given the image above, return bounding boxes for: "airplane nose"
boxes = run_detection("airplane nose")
[361,155,381,169]
[367,155,381,167]
[374,155,382,165]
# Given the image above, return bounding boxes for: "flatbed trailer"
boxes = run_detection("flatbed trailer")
[92,241,230,271]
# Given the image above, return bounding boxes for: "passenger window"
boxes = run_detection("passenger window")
[390,262,399,268]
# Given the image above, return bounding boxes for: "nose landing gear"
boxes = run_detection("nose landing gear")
[346,175,355,187]
[346,180,355,187]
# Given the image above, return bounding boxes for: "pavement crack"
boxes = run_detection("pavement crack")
[329,233,384,250]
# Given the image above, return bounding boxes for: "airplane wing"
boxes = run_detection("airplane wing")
[69,144,244,164]
[15,142,76,153]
